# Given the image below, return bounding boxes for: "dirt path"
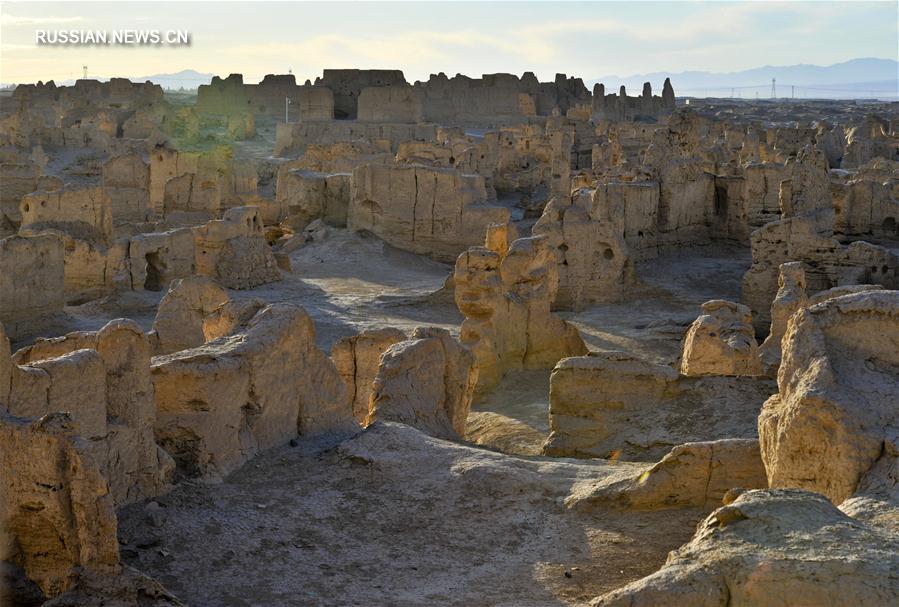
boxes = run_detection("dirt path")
[118,423,704,607]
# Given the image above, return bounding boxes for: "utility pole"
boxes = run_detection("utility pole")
[792,85,795,99]
[770,78,776,99]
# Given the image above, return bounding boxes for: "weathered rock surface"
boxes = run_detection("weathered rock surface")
[680,300,762,377]
[568,439,767,511]
[544,352,775,461]
[102,153,150,226]
[349,162,509,262]
[592,489,899,607]
[838,440,899,533]
[455,230,587,391]
[367,327,477,440]
[532,187,634,309]
[758,261,808,372]
[277,168,351,229]
[742,147,899,331]
[0,412,120,597]
[20,186,113,244]
[758,261,885,374]
[331,327,406,423]
[192,206,281,290]
[152,304,355,479]
[464,411,547,456]
[213,235,282,289]
[759,290,899,504]
[149,276,230,355]
[0,233,65,334]
[8,319,173,505]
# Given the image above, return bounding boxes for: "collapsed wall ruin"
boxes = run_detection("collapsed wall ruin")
[454,225,587,391]
[759,290,899,505]
[152,303,354,479]
[1,64,898,606]
[349,162,510,262]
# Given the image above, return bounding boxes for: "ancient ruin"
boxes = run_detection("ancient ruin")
[1,18,898,606]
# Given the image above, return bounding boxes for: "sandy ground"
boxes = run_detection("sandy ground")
[118,423,705,607]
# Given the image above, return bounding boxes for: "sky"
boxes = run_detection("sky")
[1,1,897,85]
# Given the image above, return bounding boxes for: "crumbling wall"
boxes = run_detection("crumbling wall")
[454,228,587,391]
[128,227,197,292]
[758,290,899,504]
[101,153,150,225]
[643,112,717,250]
[544,352,679,459]
[197,73,334,120]
[834,176,899,242]
[276,169,352,229]
[315,69,407,119]
[357,85,423,123]
[16,182,129,302]
[0,162,59,228]
[742,162,789,229]
[21,186,113,244]
[6,79,165,154]
[680,300,762,377]
[742,147,899,331]
[758,262,883,373]
[349,162,509,262]
[192,206,280,289]
[543,350,773,460]
[162,173,220,220]
[394,124,563,198]
[149,276,231,355]
[124,208,279,293]
[274,121,438,157]
[289,86,335,121]
[149,148,198,214]
[532,186,635,309]
[367,327,477,440]
[331,328,407,423]
[0,412,120,597]
[150,147,252,218]
[8,319,174,506]
[591,79,676,122]
[0,233,65,333]
[842,115,899,168]
[415,71,589,126]
[151,304,354,480]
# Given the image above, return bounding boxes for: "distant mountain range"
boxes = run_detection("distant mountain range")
[130,69,216,89]
[590,58,898,100]
[1,69,216,90]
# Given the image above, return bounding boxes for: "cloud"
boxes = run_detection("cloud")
[520,0,876,45]
[1,14,84,26]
